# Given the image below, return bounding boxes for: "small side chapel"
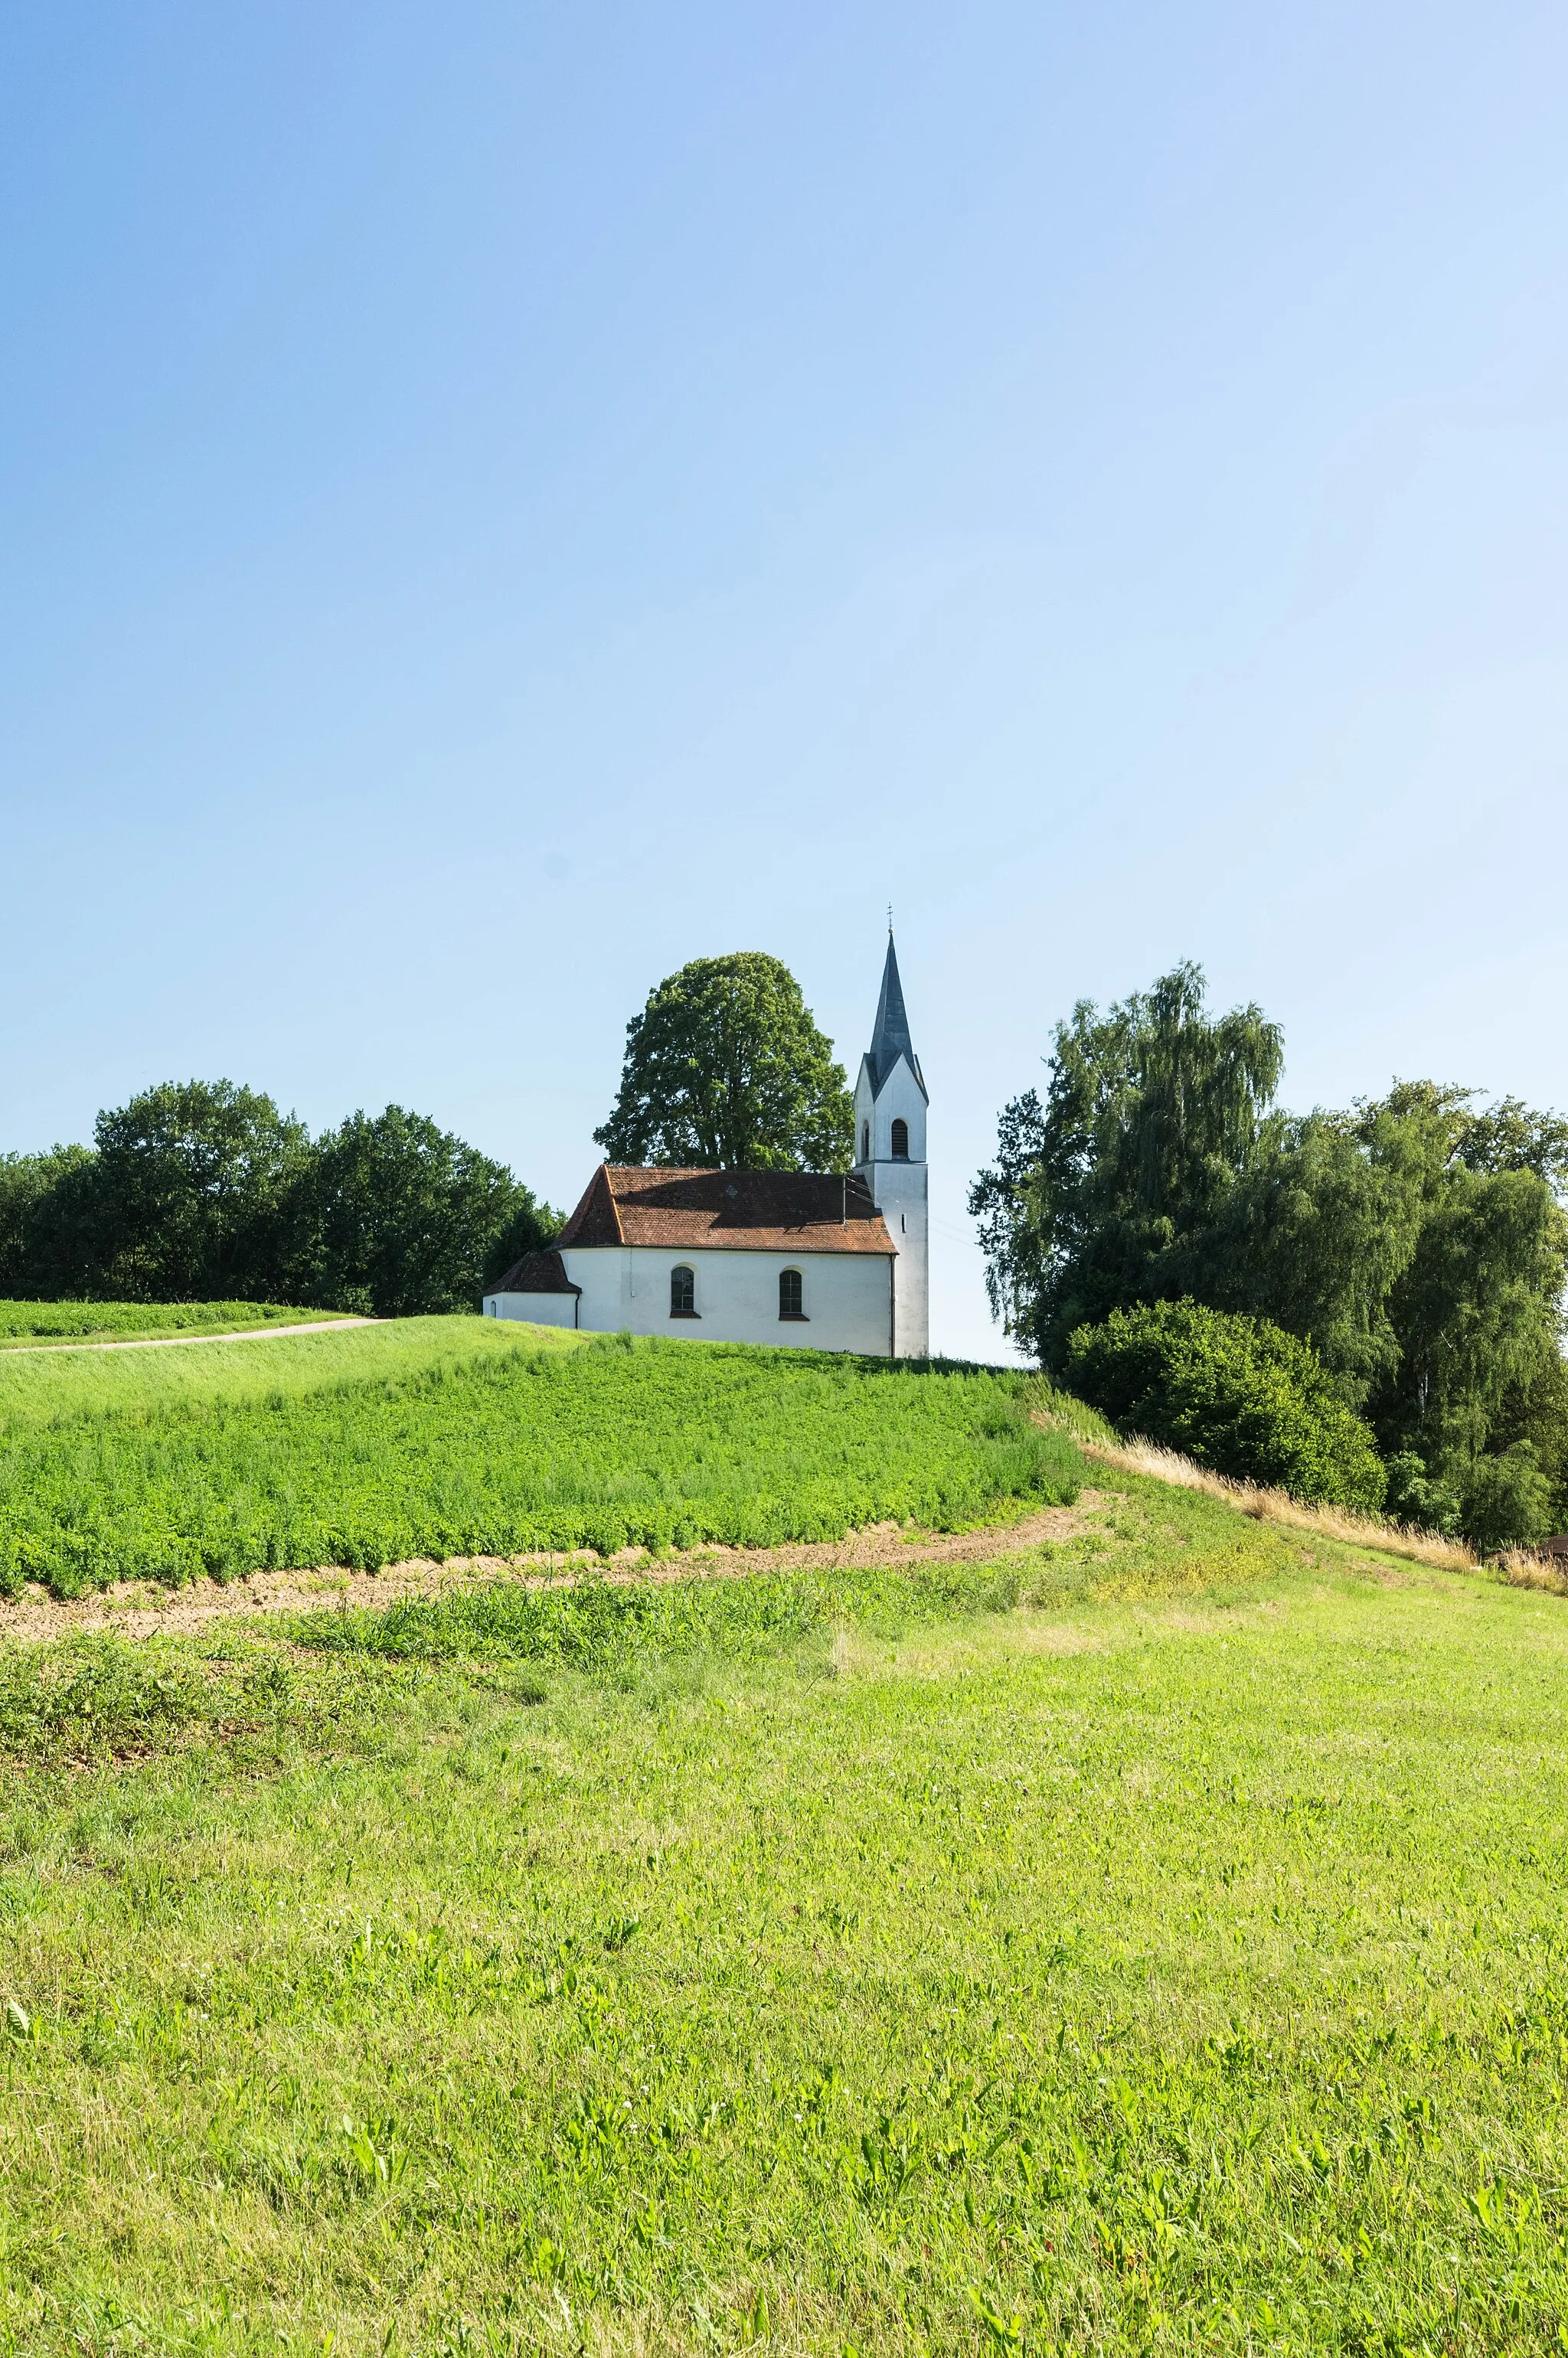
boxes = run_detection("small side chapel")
[485,935,930,1356]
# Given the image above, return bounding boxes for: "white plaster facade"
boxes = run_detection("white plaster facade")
[485,1241,893,1354]
[852,1048,928,1360]
[851,936,929,1358]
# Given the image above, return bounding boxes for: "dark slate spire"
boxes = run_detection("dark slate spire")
[871,932,913,1066]
[867,931,926,1099]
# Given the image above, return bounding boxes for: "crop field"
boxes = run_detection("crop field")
[2,1470,1566,2353]
[0,1301,349,1349]
[0,1324,1078,1595]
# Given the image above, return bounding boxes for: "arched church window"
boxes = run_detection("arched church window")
[890,1118,909,1159]
[779,1268,805,1321]
[670,1265,697,1318]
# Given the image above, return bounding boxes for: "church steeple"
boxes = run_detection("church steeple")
[853,928,929,1356]
[866,930,926,1101]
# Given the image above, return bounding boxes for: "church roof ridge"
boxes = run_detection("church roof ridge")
[554,1162,894,1256]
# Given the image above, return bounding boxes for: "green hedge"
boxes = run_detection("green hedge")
[1067,1298,1386,1512]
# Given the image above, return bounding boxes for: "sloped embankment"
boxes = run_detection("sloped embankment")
[0,1324,1080,1599]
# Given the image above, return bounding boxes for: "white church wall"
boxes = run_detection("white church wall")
[541,1246,893,1353]
[852,1053,930,1357]
[867,1160,929,1357]
[853,1054,927,1166]
[492,1236,920,1355]
[482,1292,578,1327]
[564,1249,628,1337]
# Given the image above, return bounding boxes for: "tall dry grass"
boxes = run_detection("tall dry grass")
[1025,1374,1568,1590]
[1491,1546,1568,1597]
[1070,1429,1476,1570]
[1042,1416,1568,1595]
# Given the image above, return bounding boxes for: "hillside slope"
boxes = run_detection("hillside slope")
[0,1299,358,1350]
[1,1464,1565,2351]
[0,1325,1078,1595]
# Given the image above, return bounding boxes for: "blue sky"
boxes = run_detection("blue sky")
[3,2,1566,1355]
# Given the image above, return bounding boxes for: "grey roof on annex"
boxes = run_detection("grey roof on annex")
[489,1247,581,1296]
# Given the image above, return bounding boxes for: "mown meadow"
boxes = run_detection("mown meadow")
[0,1301,348,1348]
[2,1471,1567,2353]
[0,1323,1078,1594]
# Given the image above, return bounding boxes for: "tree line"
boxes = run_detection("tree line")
[972,963,1568,1549]
[11,955,1557,1549]
[0,1081,558,1318]
[0,952,851,1319]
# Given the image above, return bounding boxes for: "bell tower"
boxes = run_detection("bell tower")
[852,930,929,1357]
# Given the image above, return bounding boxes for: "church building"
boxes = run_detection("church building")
[484,936,929,1356]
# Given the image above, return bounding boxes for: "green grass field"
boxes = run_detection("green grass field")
[0,1301,351,1350]
[0,1312,575,1423]
[0,1325,1076,1596]
[2,1468,1567,2353]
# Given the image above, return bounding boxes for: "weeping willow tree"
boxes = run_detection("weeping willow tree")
[972,962,1568,1549]
[969,962,1284,1368]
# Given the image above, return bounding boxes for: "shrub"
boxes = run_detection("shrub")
[1067,1298,1387,1511]
[1457,1441,1555,1556]
[1377,1441,1556,1556]
[1383,1450,1463,1536]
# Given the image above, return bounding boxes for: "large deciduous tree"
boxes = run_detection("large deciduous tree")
[280,1106,556,1318]
[968,962,1285,1364]
[84,1080,309,1301]
[0,1145,98,1298]
[972,965,1568,1549]
[595,952,853,1171]
[0,1086,558,1316]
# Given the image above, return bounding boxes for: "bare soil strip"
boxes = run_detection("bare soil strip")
[0,1317,376,1357]
[0,1497,1102,1644]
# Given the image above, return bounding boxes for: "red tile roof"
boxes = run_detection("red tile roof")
[554,1164,896,1256]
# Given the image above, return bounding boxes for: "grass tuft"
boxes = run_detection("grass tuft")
[0,1632,410,1765]
[286,1554,1037,1676]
